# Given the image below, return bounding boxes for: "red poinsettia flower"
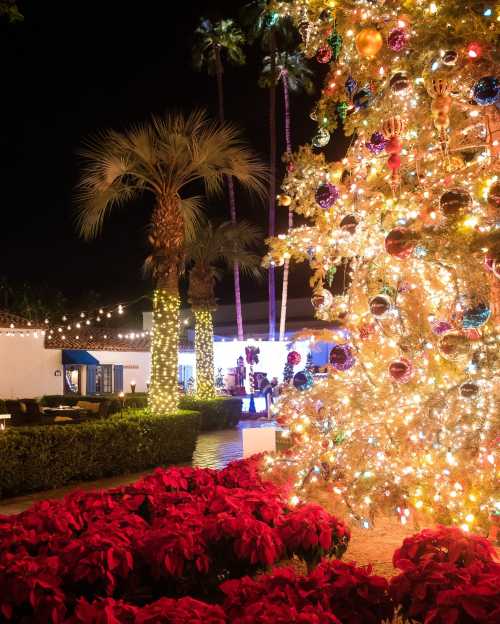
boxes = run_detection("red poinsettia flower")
[0,554,66,623]
[279,504,350,568]
[138,522,210,581]
[136,596,226,624]
[69,597,138,623]
[204,512,284,569]
[309,559,394,624]
[60,526,136,596]
[393,525,497,571]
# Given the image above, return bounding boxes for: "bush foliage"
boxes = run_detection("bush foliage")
[179,397,242,430]
[0,410,200,498]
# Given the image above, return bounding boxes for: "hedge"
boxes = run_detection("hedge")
[0,409,200,499]
[179,397,242,431]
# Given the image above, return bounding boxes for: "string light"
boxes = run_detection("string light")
[194,308,216,399]
[149,289,180,415]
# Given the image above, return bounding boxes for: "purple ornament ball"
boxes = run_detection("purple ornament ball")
[387,28,409,52]
[430,320,452,335]
[315,183,340,209]
[365,131,387,155]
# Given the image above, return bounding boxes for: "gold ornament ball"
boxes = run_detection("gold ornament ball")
[277,194,292,207]
[356,28,384,59]
[329,162,344,181]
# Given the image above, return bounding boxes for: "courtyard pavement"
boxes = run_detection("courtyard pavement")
[0,419,277,516]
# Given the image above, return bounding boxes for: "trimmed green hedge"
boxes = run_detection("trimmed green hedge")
[179,397,242,431]
[0,409,200,499]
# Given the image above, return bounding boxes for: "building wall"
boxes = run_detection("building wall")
[87,350,152,393]
[0,331,62,399]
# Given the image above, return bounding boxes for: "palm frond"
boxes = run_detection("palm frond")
[179,196,205,244]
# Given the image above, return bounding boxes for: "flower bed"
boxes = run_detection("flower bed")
[0,458,498,623]
[0,410,200,498]
[0,457,350,622]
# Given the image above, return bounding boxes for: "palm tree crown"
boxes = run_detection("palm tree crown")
[192,18,246,75]
[259,52,314,93]
[76,110,265,246]
[186,220,261,309]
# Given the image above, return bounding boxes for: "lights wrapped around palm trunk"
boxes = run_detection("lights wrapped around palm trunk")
[148,289,180,415]
[194,308,216,400]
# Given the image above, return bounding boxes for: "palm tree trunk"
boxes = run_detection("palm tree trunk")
[148,199,183,415]
[193,307,216,399]
[279,69,292,342]
[215,44,245,341]
[268,29,277,341]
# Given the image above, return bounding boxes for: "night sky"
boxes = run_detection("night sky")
[0,1,346,315]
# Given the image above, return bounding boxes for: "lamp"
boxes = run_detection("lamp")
[130,380,136,394]
[118,391,125,417]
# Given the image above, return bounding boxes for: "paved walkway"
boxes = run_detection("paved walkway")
[0,419,277,516]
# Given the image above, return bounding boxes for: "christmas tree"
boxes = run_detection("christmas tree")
[265,0,499,533]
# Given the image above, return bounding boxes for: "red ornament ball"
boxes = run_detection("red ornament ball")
[369,294,391,317]
[388,358,413,383]
[440,188,472,218]
[487,181,500,212]
[466,42,482,59]
[385,136,403,154]
[339,214,358,234]
[387,154,401,170]
[317,45,333,64]
[385,227,415,259]
[287,350,302,366]
[387,28,409,52]
[460,382,479,398]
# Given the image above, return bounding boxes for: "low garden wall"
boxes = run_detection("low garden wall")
[0,409,200,498]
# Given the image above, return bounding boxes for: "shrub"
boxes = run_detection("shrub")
[278,504,350,570]
[179,397,242,430]
[390,526,500,624]
[221,560,393,624]
[0,410,200,498]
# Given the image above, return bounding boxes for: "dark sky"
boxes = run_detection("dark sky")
[0,0,346,314]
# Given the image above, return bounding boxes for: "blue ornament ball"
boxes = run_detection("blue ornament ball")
[473,76,500,106]
[293,369,314,391]
[345,76,357,98]
[353,88,372,110]
[462,303,491,328]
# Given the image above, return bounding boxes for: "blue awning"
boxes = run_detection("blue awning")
[62,350,99,366]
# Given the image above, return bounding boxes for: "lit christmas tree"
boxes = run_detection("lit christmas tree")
[265,0,499,533]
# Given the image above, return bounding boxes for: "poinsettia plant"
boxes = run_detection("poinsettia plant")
[279,503,350,571]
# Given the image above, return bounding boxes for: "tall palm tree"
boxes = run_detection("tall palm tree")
[242,0,296,341]
[193,18,248,341]
[260,52,314,340]
[186,220,261,399]
[75,110,266,415]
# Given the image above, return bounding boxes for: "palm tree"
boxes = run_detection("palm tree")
[76,110,266,415]
[260,52,314,340]
[186,221,261,399]
[242,1,296,341]
[193,18,248,341]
